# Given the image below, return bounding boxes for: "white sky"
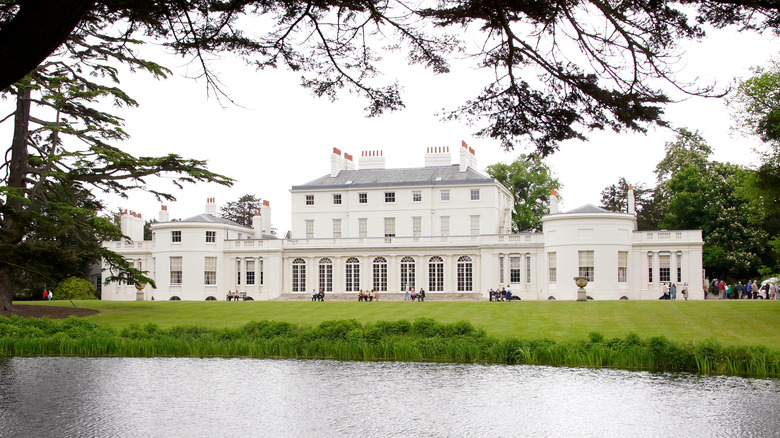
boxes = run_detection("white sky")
[2,24,777,236]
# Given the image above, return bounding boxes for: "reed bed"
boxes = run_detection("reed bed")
[1,315,779,378]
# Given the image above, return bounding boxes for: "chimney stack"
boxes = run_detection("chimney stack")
[549,189,559,214]
[424,146,451,167]
[628,184,636,215]
[120,209,145,241]
[359,150,386,169]
[205,197,217,215]
[260,200,272,235]
[459,140,477,172]
[159,205,170,222]
[331,147,346,177]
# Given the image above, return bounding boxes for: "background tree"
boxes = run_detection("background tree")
[485,155,561,232]
[653,130,772,280]
[729,61,780,275]
[219,194,263,228]
[0,24,231,311]
[599,178,662,230]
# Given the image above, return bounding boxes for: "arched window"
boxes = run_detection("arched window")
[345,257,360,292]
[400,256,415,291]
[428,256,444,292]
[457,255,473,292]
[292,258,306,292]
[318,258,333,292]
[372,257,388,291]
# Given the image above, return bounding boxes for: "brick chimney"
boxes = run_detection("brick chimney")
[549,189,559,214]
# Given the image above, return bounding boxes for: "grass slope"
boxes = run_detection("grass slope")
[24,300,780,349]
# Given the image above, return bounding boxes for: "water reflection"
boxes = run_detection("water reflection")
[1,358,778,437]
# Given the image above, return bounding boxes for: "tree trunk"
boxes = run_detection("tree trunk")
[0,86,31,308]
[0,0,95,91]
[0,268,14,312]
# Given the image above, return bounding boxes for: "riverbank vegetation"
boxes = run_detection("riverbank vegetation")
[1,315,779,378]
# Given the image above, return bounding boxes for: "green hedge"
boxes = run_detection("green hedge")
[1,315,778,377]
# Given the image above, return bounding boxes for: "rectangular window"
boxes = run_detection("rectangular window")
[548,252,557,283]
[171,230,181,243]
[259,259,264,285]
[413,191,422,202]
[618,251,628,283]
[305,220,314,239]
[499,256,505,284]
[332,219,341,238]
[333,194,341,205]
[206,231,216,243]
[305,195,314,206]
[440,189,450,201]
[441,216,450,236]
[384,217,395,237]
[385,192,395,203]
[648,253,653,282]
[236,260,241,285]
[578,251,594,282]
[677,253,682,282]
[204,257,217,285]
[470,188,480,200]
[246,260,255,285]
[470,215,480,235]
[359,218,367,238]
[412,217,421,237]
[510,256,521,283]
[526,254,532,284]
[170,257,182,285]
[359,193,367,204]
[659,255,671,283]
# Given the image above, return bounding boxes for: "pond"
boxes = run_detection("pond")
[1,358,779,437]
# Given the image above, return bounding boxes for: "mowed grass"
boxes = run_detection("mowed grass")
[24,299,780,349]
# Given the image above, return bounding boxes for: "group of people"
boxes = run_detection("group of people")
[710,278,778,300]
[659,282,688,300]
[488,286,512,301]
[403,288,426,302]
[358,290,378,301]
[42,289,53,300]
[226,290,242,301]
[311,288,326,301]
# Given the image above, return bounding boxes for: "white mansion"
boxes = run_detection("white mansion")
[102,143,704,301]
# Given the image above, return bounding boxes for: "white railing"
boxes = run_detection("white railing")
[636,230,702,242]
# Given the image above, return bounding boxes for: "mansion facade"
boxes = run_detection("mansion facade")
[102,143,704,301]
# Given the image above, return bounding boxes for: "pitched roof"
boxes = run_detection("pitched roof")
[565,204,617,214]
[292,165,494,190]
[180,214,250,229]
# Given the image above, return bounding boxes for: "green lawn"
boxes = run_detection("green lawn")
[22,299,780,349]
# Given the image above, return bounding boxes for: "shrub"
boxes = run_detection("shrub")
[54,277,97,300]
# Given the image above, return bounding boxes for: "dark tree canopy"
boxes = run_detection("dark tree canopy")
[220,194,263,228]
[2,0,780,154]
[0,19,232,310]
[599,177,662,230]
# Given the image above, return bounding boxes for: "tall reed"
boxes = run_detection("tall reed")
[2,315,779,377]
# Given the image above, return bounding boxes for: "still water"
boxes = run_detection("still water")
[1,357,779,437]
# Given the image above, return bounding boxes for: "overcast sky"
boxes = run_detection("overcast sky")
[1,24,777,235]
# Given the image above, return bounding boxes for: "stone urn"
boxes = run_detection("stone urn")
[574,277,589,301]
[135,282,146,301]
